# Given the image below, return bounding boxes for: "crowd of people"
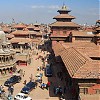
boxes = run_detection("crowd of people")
[0,46,66,100]
[0,84,13,100]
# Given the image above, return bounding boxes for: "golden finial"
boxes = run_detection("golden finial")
[62,3,67,10]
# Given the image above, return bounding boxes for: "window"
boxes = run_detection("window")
[96,90,100,94]
[80,88,88,94]
[63,31,66,34]
[56,31,60,34]
[84,88,88,94]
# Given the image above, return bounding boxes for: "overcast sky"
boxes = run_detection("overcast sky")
[0,0,99,25]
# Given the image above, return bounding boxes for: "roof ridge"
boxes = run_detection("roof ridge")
[59,46,88,77]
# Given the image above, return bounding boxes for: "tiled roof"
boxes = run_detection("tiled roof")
[96,27,100,31]
[62,42,100,57]
[71,30,94,37]
[13,23,27,28]
[52,42,65,56]
[35,32,42,36]
[73,61,100,79]
[50,22,80,27]
[2,27,11,33]
[26,25,34,29]
[95,33,100,36]
[53,14,75,19]
[10,37,32,43]
[60,47,89,77]
[78,48,100,58]
[29,31,39,35]
[52,42,100,79]
[10,30,38,35]
[11,30,29,35]
[31,39,41,44]
[6,34,14,38]
[96,20,100,23]
[62,41,97,48]
[34,27,40,31]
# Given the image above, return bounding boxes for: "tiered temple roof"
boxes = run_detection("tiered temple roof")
[50,22,80,27]
[50,5,80,28]
[13,23,27,28]
[53,14,75,19]
[26,24,35,29]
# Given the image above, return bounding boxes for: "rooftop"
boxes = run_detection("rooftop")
[13,23,27,28]
[10,37,32,43]
[53,14,75,19]
[62,41,100,57]
[71,30,94,37]
[10,30,39,35]
[52,42,100,79]
[50,22,80,27]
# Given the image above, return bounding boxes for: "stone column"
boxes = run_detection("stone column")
[0,57,1,63]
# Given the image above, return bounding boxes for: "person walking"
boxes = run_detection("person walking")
[8,86,11,95]
[40,83,46,89]
[23,71,25,77]
[46,81,51,90]
[23,80,27,85]
[0,85,4,91]
[29,74,33,82]
[10,85,14,95]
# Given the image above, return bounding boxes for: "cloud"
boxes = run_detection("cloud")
[31,5,45,8]
[31,5,59,9]
[48,5,59,9]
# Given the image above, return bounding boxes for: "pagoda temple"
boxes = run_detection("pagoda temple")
[50,5,80,41]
